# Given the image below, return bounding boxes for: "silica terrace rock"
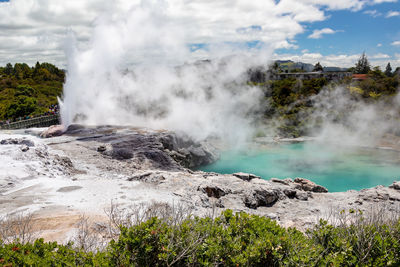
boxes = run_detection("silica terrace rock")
[1,125,400,242]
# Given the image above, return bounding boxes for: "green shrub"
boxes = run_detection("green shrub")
[0,209,399,266]
[0,62,64,120]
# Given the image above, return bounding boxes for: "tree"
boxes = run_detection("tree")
[313,62,323,72]
[384,62,392,77]
[13,63,32,79]
[394,67,400,77]
[370,66,385,80]
[271,61,280,73]
[4,63,13,75]
[354,52,371,74]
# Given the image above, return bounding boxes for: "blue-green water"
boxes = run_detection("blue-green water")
[200,142,400,192]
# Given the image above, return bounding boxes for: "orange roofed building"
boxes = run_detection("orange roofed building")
[352,74,368,81]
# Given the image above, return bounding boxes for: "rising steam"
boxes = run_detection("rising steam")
[60,4,270,143]
[60,3,399,148]
[311,87,400,147]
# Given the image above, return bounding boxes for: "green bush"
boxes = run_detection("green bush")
[1,209,398,266]
[0,62,64,120]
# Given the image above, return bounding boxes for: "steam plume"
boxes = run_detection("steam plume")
[60,4,270,143]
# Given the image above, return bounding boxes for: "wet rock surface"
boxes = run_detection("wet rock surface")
[59,125,218,170]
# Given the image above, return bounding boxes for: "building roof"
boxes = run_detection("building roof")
[352,74,368,80]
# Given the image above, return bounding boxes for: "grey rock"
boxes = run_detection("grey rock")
[203,172,220,178]
[1,138,34,147]
[359,190,390,202]
[233,172,260,181]
[43,125,218,171]
[199,185,229,199]
[21,139,35,147]
[193,194,211,208]
[20,145,29,152]
[355,199,363,205]
[271,178,292,185]
[65,124,86,133]
[215,199,225,208]
[40,125,64,138]
[53,155,74,169]
[160,133,218,168]
[128,172,152,181]
[244,189,279,209]
[389,195,400,201]
[294,177,328,193]
[57,186,83,192]
[128,172,165,184]
[97,145,107,152]
[112,148,134,160]
[266,213,279,220]
[389,181,400,190]
[283,188,297,198]
[295,191,308,201]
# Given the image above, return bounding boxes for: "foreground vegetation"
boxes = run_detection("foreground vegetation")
[0,206,399,266]
[0,62,64,121]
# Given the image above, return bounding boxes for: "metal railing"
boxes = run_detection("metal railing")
[0,114,60,130]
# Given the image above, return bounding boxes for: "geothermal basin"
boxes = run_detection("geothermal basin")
[199,141,400,192]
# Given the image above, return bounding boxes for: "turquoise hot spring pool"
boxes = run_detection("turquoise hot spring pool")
[199,142,400,192]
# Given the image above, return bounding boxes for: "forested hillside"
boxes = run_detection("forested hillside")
[250,56,400,137]
[0,62,64,122]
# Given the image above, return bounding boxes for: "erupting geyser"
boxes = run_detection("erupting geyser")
[59,4,272,144]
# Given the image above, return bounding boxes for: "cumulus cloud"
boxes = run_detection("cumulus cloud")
[274,51,398,69]
[392,41,400,46]
[370,53,390,60]
[308,28,337,39]
[372,0,397,3]
[0,0,395,66]
[386,10,400,17]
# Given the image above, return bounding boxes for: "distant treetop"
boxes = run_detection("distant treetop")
[313,62,323,72]
[354,52,371,74]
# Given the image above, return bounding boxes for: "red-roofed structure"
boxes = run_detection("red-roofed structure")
[352,74,368,81]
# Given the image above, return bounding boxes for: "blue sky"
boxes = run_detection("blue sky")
[285,3,400,55]
[274,1,400,67]
[0,0,399,68]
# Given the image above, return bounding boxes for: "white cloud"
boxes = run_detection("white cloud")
[372,0,397,3]
[370,53,390,59]
[392,41,400,46]
[308,28,337,39]
[377,43,382,47]
[293,0,364,11]
[274,51,400,69]
[0,0,396,66]
[364,9,381,17]
[386,10,400,17]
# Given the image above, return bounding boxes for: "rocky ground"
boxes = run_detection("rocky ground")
[1,125,400,242]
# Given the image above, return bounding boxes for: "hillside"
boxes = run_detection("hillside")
[0,62,64,122]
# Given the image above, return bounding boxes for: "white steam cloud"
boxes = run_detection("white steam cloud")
[303,87,400,147]
[60,4,269,142]
[60,2,400,147]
